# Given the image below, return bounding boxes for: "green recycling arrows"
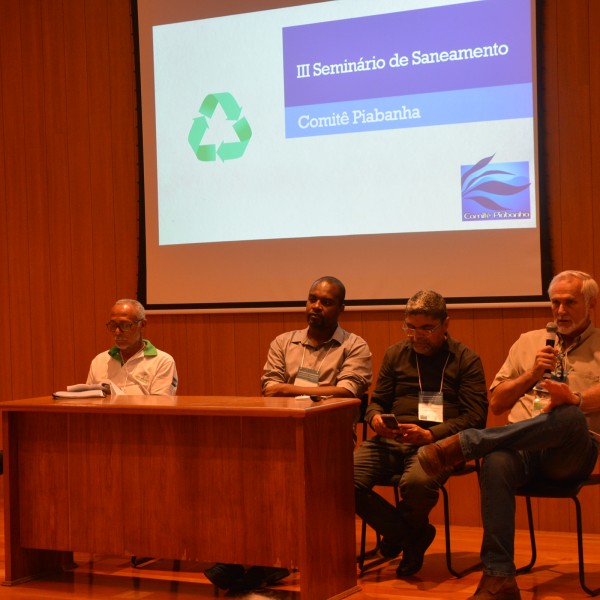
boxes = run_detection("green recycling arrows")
[188,92,252,162]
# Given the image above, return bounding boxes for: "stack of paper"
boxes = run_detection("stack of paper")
[52,383,107,399]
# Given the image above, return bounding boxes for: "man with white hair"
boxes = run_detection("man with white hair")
[419,270,600,599]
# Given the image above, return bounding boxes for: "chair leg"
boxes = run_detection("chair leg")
[356,483,403,575]
[573,496,600,596]
[516,496,537,574]
[516,494,599,595]
[357,517,368,572]
[357,518,386,575]
[441,483,481,578]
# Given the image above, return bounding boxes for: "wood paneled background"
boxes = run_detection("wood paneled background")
[0,0,599,533]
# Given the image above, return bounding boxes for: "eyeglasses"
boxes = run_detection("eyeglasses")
[402,322,443,337]
[106,320,141,333]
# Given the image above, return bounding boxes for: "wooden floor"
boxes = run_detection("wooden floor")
[0,485,598,599]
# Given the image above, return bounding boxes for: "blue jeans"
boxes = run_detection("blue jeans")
[458,406,598,577]
[354,436,448,541]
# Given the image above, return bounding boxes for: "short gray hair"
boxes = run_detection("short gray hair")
[114,298,146,320]
[549,271,599,306]
[406,290,447,321]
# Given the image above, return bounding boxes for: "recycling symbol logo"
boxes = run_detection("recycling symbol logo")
[188,92,252,162]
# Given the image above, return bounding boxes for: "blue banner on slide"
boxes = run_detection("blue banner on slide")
[282,0,533,138]
[285,83,532,138]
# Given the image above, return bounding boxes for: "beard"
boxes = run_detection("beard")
[556,315,589,337]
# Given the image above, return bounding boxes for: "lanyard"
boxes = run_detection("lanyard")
[300,342,333,375]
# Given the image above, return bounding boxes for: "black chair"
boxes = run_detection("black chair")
[516,473,600,596]
[353,394,369,447]
[357,461,482,577]
[355,409,481,576]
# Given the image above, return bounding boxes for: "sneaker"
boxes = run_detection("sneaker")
[131,556,154,568]
[468,574,521,599]
[227,566,290,593]
[203,563,245,590]
[396,524,436,578]
[379,536,403,558]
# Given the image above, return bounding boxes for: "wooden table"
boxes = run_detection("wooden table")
[1,395,360,599]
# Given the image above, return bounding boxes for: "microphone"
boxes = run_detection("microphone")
[546,322,558,347]
[543,322,558,378]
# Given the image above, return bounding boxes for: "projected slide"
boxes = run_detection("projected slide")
[153,0,535,247]
[138,0,544,307]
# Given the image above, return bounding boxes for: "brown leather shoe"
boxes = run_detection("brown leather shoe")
[467,574,521,599]
[417,433,465,477]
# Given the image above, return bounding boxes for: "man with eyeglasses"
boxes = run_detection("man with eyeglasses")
[87,298,178,395]
[354,289,488,578]
[418,271,600,599]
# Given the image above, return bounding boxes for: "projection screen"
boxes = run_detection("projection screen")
[134,0,548,309]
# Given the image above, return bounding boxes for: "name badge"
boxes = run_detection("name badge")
[418,391,443,423]
[294,366,319,388]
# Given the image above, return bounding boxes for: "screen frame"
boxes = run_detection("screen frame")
[131,0,553,312]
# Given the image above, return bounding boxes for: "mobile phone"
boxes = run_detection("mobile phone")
[381,414,399,429]
[309,395,332,402]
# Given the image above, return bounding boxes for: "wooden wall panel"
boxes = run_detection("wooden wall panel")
[590,0,600,276]
[538,0,561,259]
[86,0,124,326]
[362,311,394,386]
[62,1,102,385]
[233,314,263,396]
[0,0,599,534]
[2,1,36,400]
[21,4,56,397]
[42,0,77,392]
[108,25,141,322]
[208,315,237,395]
[339,309,365,339]
[182,316,213,395]
[0,11,10,396]
[257,311,288,369]
[553,2,595,273]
